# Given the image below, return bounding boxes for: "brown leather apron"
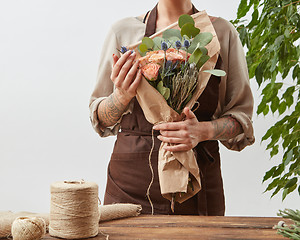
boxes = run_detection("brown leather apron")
[104,4,225,216]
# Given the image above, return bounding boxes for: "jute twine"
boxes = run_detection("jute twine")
[99,203,142,222]
[0,211,49,238]
[49,181,99,239]
[11,216,46,240]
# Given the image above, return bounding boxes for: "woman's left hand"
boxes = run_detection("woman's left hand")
[153,107,211,152]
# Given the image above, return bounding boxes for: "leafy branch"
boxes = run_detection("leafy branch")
[233,0,300,201]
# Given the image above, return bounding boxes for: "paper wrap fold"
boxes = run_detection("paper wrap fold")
[128,11,220,203]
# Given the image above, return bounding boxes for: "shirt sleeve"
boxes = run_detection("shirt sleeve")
[89,26,132,137]
[214,19,255,151]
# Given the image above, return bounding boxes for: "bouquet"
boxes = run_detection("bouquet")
[125,11,224,212]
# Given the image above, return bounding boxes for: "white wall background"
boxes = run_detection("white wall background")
[0,0,298,216]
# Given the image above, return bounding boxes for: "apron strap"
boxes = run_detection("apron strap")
[144,4,158,37]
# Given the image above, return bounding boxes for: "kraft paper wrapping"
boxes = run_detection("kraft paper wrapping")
[128,10,220,203]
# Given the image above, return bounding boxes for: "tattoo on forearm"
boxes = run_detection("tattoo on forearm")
[211,116,243,140]
[98,93,127,127]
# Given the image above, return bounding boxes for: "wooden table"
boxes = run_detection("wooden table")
[44,215,287,240]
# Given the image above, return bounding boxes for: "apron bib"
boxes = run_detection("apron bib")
[104,4,225,216]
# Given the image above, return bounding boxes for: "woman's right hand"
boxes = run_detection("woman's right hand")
[111,50,142,105]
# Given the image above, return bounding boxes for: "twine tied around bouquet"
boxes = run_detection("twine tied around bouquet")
[146,121,168,215]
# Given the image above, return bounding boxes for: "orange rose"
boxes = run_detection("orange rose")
[146,50,164,56]
[139,55,150,68]
[166,52,185,62]
[148,53,164,65]
[141,63,160,81]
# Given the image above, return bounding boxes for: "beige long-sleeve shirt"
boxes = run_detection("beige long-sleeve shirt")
[89,16,255,151]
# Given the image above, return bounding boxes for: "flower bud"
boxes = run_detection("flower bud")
[120,46,128,54]
[183,39,190,48]
[175,40,182,50]
[161,41,168,51]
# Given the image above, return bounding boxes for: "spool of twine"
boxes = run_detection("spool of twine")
[11,216,46,240]
[49,181,99,239]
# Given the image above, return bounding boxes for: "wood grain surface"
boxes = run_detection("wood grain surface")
[43,215,288,240]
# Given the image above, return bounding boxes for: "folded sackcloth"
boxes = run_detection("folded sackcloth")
[0,203,142,238]
[99,203,142,222]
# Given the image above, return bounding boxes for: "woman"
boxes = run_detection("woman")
[90,0,255,215]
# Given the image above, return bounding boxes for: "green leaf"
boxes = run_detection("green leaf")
[262,127,272,142]
[152,37,163,50]
[271,186,282,198]
[263,166,277,182]
[178,14,195,28]
[142,37,154,50]
[194,32,213,46]
[162,29,182,40]
[255,63,264,86]
[274,35,285,48]
[239,26,248,46]
[284,177,297,189]
[257,101,266,115]
[270,145,279,158]
[163,88,170,100]
[282,188,288,201]
[278,102,287,115]
[139,43,148,53]
[292,65,299,80]
[203,69,226,77]
[285,95,294,108]
[188,48,203,65]
[273,164,284,178]
[157,81,170,100]
[198,47,208,55]
[298,185,300,196]
[248,9,259,29]
[270,96,279,113]
[265,177,281,192]
[287,183,297,195]
[263,105,270,115]
[197,55,210,69]
[237,0,249,19]
[270,54,278,72]
[284,28,290,38]
[181,23,200,38]
[284,150,294,167]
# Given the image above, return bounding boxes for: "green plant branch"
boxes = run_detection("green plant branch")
[283,0,300,8]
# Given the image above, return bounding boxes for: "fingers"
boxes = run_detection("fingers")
[163,143,192,152]
[183,107,196,119]
[112,54,119,66]
[110,50,142,101]
[111,50,133,80]
[122,59,140,89]
[128,68,142,92]
[159,129,189,139]
[117,52,136,82]
[157,135,188,144]
[153,122,185,131]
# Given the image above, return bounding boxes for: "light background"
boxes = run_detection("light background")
[0,0,298,216]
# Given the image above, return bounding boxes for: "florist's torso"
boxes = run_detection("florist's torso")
[103,6,225,215]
